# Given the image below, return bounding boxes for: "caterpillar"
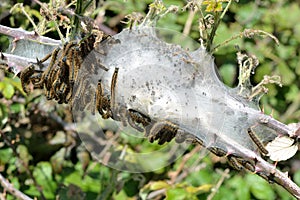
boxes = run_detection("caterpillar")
[247,127,269,155]
[20,31,108,105]
[20,64,35,93]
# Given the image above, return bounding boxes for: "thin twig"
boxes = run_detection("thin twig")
[174,149,208,184]
[10,4,38,32]
[0,173,33,200]
[212,33,241,52]
[183,9,196,36]
[207,0,232,52]
[256,156,300,199]
[212,29,279,52]
[169,144,202,184]
[206,11,220,52]
[0,25,61,45]
[207,168,230,200]
[0,131,46,200]
[220,0,233,19]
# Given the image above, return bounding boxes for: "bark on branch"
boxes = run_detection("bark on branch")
[0,173,33,200]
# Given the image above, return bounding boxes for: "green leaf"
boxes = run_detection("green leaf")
[185,184,212,194]
[274,184,296,200]
[114,190,130,200]
[246,174,275,200]
[274,3,300,29]
[166,188,187,200]
[214,23,242,53]
[0,81,14,99]
[213,186,236,200]
[186,169,214,186]
[0,148,13,165]
[276,63,295,85]
[228,176,250,200]
[63,163,101,193]
[294,170,300,185]
[149,181,170,190]
[31,162,57,199]
[123,179,139,197]
[285,85,299,102]
[203,1,223,12]
[219,64,237,87]
[10,176,20,190]
[16,145,32,173]
[233,4,263,27]
[4,77,23,93]
[10,103,24,113]
[275,45,295,60]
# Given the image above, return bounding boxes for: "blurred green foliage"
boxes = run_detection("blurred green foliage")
[0,0,299,199]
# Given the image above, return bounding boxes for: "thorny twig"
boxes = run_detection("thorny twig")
[0,26,60,74]
[0,173,33,200]
[213,118,300,199]
[258,113,298,138]
[0,25,61,46]
[0,53,36,74]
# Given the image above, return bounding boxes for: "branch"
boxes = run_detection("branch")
[255,155,300,199]
[0,173,33,200]
[258,113,297,138]
[0,25,60,74]
[212,118,300,199]
[0,25,60,46]
[0,53,37,74]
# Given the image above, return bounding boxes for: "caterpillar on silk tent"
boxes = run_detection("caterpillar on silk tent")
[0,0,297,195]
[70,25,288,170]
[12,17,299,197]
[18,25,298,171]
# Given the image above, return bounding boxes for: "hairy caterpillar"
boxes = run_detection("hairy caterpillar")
[20,31,108,105]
